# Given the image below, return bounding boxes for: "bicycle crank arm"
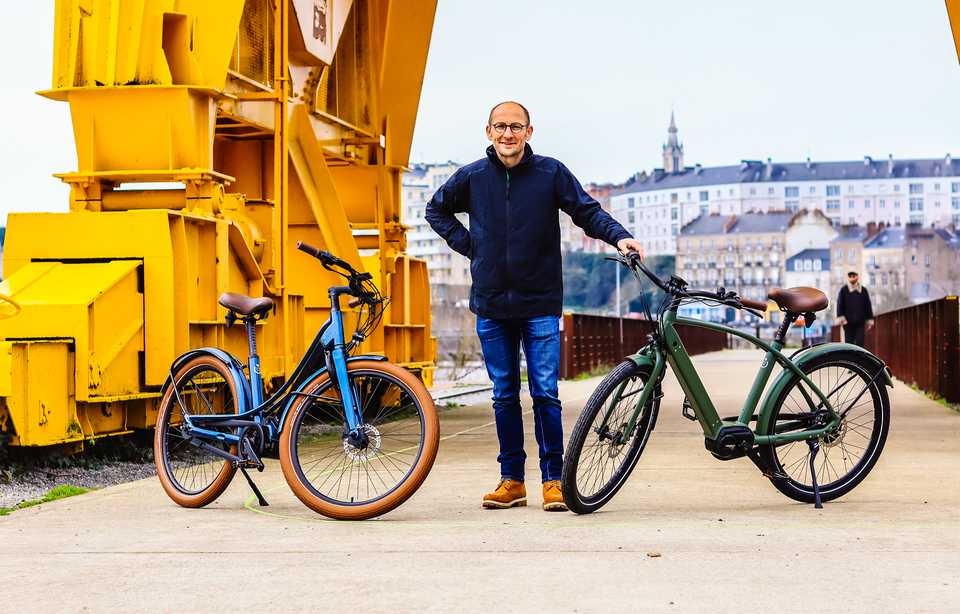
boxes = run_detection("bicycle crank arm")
[738,441,790,483]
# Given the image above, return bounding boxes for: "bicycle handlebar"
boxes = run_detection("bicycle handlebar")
[296,241,352,270]
[621,249,767,313]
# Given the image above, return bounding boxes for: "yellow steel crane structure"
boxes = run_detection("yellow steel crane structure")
[0,0,438,451]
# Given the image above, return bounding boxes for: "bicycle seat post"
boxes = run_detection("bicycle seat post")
[244,316,263,407]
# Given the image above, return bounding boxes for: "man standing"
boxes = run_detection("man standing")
[836,271,874,347]
[425,101,642,511]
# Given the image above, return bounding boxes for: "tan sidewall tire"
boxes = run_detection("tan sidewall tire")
[154,355,240,508]
[280,360,440,520]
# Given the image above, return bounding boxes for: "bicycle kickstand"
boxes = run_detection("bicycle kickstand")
[806,439,823,509]
[240,468,269,507]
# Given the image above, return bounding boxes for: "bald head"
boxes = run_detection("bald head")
[488,101,530,125]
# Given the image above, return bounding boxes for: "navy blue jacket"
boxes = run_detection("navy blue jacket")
[425,144,632,319]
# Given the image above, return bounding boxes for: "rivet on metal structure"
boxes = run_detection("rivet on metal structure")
[0,0,439,450]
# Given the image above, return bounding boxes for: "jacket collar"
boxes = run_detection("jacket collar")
[846,280,862,293]
[486,143,534,174]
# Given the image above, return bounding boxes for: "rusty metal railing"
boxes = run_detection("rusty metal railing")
[559,313,726,379]
[831,296,960,403]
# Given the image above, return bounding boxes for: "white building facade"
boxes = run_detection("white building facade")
[610,118,960,257]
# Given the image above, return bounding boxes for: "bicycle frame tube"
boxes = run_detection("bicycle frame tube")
[600,348,664,446]
[662,312,841,444]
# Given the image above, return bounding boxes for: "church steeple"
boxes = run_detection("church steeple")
[662,111,684,173]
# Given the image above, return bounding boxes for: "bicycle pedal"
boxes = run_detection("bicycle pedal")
[681,397,697,421]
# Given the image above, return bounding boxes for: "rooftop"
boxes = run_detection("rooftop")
[614,157,959,196]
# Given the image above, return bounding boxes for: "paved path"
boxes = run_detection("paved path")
[1,350,958,612]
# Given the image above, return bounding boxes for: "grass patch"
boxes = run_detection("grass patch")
[0,484,93,516]
[567,363,616,381]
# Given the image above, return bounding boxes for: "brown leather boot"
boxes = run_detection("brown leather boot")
[542,480,568,511]
[482,479,527,508]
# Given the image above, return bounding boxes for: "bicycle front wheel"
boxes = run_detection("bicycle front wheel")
[561,360,660,514]
[759,351,890,504]
[280,360,440,520]
[154,355,240,507]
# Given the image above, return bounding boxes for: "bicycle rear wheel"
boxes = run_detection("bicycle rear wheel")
[561,360,660,514]
[280,360,440,520]
[760,351,890,503]
[155,355,240,507]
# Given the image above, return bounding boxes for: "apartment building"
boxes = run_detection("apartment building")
[609,117,960,257]
[676,210,836,322]
[830,224,960,312]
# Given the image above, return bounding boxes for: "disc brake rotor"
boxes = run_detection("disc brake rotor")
[343,423,381,461]
[820,416,847,448]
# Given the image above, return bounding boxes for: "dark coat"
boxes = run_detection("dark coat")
[837,284,874,325]
[425,144,631,319]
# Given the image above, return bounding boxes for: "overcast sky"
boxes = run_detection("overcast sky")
[3,1,959,226]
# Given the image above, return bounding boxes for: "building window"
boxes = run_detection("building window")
[710,240,715,250]
[870,274,876,285]
[813,259,822,271]
[849,249,856,262]
[865,200,871,208]
[835,249,841,262]
[827,185,840,196]
[925,254,931,266]
[848,185,855,193]
[699,191,709,201]
[848,200,855,209]
[826,199,840,211]
[881,273,888,286]
[909,198,924,211]
[750,188,756,195]
[628,197,635,208]
[771,253,779,266]
[953,197,960,210]
[671,193,678,203]
[745,238,751,249]
[699,205,708,216]
[671,208,678,220]
[879,199,885,208]
[686,241,691,252]
[909,183,924,195]
[894,185,901,192]
[794,260,803,272]
[809,186,816,194]
[768,187,775,195]
[785,187,799,198]
[727,239,733,250]
[699,240,704,250]
[836,268,843,282]
[772,238,778,248]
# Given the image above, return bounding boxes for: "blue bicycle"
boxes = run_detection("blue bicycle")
[154,242,440,520]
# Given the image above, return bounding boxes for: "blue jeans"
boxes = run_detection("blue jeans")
[476,316,563,483]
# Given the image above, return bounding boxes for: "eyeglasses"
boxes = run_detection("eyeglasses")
[490,122,527,134]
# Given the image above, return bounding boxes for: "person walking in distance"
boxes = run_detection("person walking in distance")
[425,101,643,511]
[836,271,874,347]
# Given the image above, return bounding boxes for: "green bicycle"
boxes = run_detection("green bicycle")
[561,251,892,513]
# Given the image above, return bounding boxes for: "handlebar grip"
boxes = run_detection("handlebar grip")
[296,241,348,269]
[347,297,362,308]
[296,241,323,258]
[741,298,769,311]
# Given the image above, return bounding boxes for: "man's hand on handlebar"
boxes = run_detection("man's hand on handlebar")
[617,238,643,259]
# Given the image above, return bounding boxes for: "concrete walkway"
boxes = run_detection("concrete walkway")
[1,350,958,612]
